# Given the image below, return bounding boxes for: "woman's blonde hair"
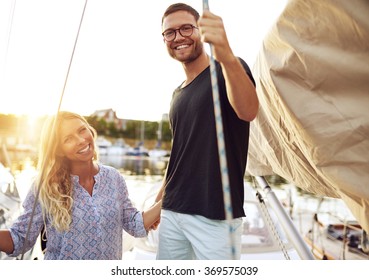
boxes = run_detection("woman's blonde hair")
[36,111,97,231]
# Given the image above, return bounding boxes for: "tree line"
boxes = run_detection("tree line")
[0,114,172,143]
[85,115,172,142]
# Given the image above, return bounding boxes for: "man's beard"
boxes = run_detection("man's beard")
[170,41,204,64]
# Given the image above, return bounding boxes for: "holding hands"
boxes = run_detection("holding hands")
[143,200,162,231]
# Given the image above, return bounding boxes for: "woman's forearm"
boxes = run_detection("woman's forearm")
[143,200,162,230]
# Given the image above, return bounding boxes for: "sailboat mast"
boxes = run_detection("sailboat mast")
[157,119,162,147]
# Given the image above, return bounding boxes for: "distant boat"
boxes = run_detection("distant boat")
[148,119,170,158]
[126,142,149,157]
[293,195,369,260]
[304,217,369,260]
[148,142,170,158]
[107,138,131,156]
[326,223,369,257]
[148,148,169,158]
[95,136,112,156]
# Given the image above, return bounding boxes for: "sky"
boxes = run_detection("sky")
[0,0,287,121]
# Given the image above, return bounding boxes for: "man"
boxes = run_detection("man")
[155,3,258,260]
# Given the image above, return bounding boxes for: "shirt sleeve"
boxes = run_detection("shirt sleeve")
[118,174,147,238]
[238,57,255,86]
[8,187,44,257]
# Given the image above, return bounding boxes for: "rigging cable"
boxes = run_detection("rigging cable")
[2,0,17,79]
[20,0,89,260]
[257,190,290,259]
[251,177,291,259]
[202,0,236,260]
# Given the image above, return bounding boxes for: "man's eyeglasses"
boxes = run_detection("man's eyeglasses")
[162,24,198,42]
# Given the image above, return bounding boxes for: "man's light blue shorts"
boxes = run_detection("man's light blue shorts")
[156,209,243,260]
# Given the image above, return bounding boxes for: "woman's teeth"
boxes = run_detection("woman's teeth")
[78,145,89,154]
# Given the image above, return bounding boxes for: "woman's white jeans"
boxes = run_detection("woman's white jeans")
[156,209,243,260]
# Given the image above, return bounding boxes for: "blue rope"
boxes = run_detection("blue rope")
[202,0,236,260]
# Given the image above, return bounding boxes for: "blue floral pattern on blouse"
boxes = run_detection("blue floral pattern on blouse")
[8,164,147,259]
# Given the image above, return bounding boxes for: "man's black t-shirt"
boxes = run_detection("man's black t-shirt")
[163,58,255,220]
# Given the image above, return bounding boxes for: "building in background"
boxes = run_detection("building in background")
[90,109,127,130]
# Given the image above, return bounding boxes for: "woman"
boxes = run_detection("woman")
[0,111,161,259]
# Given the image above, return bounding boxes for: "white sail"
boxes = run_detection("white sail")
[247,0,369,232]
